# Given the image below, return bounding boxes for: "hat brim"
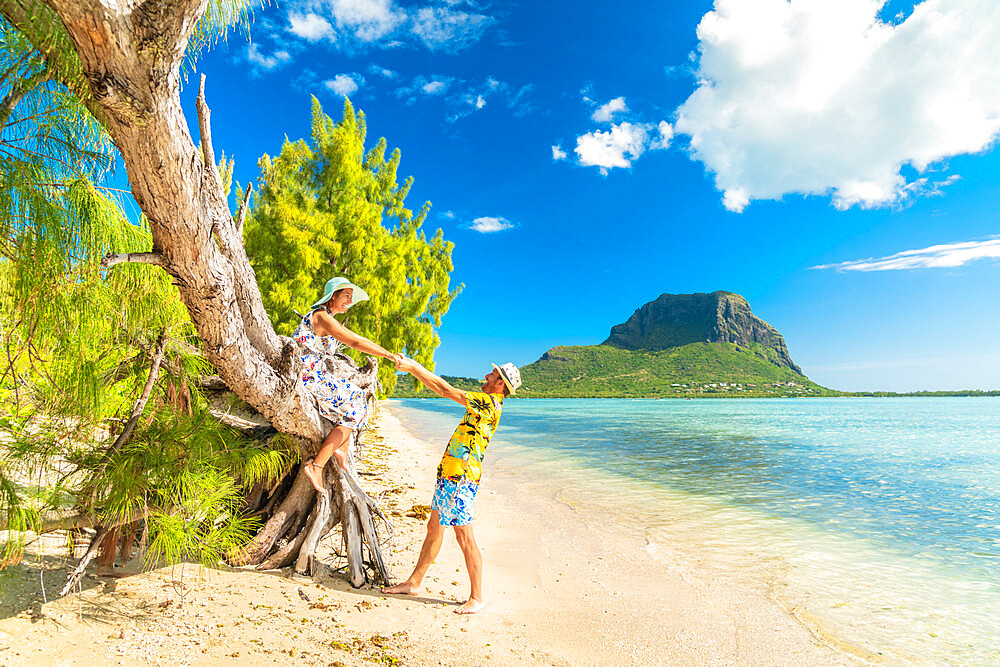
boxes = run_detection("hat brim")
[491,363,516,395]
[311,282,370,310]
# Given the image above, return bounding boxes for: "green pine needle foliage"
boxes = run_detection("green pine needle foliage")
[245,97,462,396]
[0,14,284,569]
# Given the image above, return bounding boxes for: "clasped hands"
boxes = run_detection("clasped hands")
[385,352,415,373]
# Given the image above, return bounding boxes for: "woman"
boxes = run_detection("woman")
[294,277,401,492]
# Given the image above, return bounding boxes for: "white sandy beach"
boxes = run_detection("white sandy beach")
[0,402,864,666]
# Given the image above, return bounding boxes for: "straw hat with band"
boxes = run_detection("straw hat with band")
[311,277,370,310]
[491,362,522,395]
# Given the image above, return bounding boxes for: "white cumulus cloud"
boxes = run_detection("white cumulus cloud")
[288,12,335,41]
[552,145,567,161]
[469,216,514,233]
[575,121,671,175]
[674,0,1000,212]
[325,73,361,97]
[592,97,627,123]
[812,237,1000,271]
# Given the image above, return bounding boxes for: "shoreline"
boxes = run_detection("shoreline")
[0,401,862,665]
[377,401,863,665]
[394,393,1000,399]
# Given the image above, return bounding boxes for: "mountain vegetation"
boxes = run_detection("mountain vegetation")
[394,291,832,399]
[517,342,828,397]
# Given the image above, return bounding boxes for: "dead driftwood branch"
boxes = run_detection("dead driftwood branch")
[59,526,108,596]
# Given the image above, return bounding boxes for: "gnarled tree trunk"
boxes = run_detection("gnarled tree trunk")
[0,0,393,586]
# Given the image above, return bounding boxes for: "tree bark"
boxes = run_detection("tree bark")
[0,0,393,586]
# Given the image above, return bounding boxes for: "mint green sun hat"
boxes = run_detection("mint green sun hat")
[310,277,370,310]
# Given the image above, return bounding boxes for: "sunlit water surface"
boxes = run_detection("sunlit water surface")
[389,397,1000,664]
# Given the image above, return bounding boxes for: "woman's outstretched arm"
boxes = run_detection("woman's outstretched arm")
[312,309,402,364]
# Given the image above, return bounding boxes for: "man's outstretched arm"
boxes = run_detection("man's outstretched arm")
[398,357,467,406]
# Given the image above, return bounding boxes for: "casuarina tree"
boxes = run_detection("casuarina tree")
[0,0,451,586]
[245,97,460,398]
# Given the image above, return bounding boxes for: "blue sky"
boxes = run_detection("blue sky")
[188,0,1000,392]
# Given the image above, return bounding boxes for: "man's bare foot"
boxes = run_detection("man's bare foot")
[454,597,485,614]
[382,581,421,596]
[303,461,325,492]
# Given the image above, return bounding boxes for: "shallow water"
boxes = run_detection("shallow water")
[389,397,1000,664]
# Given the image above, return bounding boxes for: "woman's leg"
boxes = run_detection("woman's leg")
[303,425,352,492]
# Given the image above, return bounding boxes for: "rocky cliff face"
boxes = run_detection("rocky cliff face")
[602,291,802,373]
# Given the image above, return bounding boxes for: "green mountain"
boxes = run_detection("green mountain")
[393,291,833,398]
[517,291,830,397]
[603,290,801,372]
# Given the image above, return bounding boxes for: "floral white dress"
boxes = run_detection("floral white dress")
[293,309,368,430]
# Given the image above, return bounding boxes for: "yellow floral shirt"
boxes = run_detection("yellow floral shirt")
[436,392,504,483]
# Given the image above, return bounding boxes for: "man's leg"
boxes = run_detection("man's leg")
[383,511,446,595]
[452,523,485,614]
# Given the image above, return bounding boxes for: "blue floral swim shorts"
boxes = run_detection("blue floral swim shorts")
[432,477,479,526]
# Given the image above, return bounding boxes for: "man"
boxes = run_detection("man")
[383,358,522,614]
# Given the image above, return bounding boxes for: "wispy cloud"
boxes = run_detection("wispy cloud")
[411,6,495,53]
[506,83,535,117]
[246,43,292,73]
[551,145,567,161]
[367,64,399,79]
[812,237,1000,272]
[673,0,1000,212]
[422,79,449,95]
[394,75,453,103]
[395,74,534,123]
[468,216,515,233]
[330,0,406,42]
[283,0,495,53]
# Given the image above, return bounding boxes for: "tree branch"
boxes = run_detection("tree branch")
[58,507,148,597]
[0,68,52,124]
[196,74,221,188]
[59,526,107,596]
[101,251,167,269]
[236,182,252,234]
[109,330,168,450]
[84,330,167,508]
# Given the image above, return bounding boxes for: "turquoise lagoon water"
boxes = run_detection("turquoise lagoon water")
[389,397,1000,664]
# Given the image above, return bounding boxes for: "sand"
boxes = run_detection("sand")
[0,402,863,666]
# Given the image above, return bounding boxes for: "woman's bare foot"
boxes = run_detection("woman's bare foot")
[303,461,326,492]
[382,581,421,596]
[454,597,485,614]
